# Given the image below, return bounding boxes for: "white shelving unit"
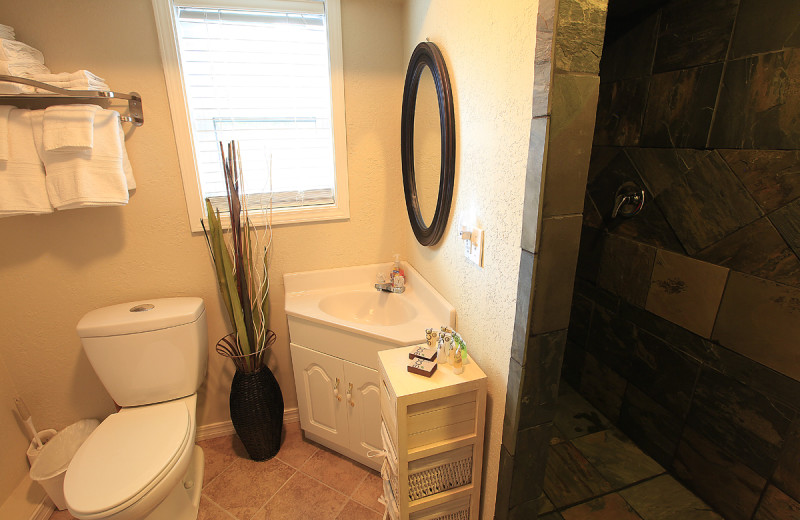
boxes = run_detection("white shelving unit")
[378,346,487,520]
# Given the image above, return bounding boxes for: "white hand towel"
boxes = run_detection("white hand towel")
[0,109,52,217]
[0,105,14,160]
[0,24,15,41]
[31,108,129,210]
[0,39,44,63]
[43,105,98,151]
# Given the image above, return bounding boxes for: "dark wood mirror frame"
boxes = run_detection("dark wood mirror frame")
[401,42,455,246]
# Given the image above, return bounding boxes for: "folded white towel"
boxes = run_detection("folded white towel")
[0,105,13,160]
[0,109,52,217]
[31,108,130,210]
[28,71,109,93]
[43,105,98,151]
[0,61,51,94]
[0,39,44,63]
[0,24,15,41]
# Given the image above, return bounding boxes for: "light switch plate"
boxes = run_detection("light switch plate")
[467,227,483,267]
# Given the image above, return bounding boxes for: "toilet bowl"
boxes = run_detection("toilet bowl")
[67,298,208,520]
[64,395,203,520]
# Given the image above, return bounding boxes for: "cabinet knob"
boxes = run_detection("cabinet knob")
[347,382,354,407]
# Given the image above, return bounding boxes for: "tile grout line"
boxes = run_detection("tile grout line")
[201,494,240,520]
[553,470,667,514]
[249,468,299,520]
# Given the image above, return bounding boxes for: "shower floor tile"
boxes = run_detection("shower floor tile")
[543,384,723,520]
[48,421,380,520]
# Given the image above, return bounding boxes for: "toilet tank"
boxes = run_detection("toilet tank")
[76,298,208,407]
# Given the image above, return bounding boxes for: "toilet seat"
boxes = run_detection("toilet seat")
[64,399,191,518]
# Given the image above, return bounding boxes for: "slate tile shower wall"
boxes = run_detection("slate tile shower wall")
[565,0,800,519]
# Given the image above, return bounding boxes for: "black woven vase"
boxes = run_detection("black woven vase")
[229,365,284,461]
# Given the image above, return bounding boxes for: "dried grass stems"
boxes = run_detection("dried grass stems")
[203,141,274,373]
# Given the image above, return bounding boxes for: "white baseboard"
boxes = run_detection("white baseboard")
[30,496,53,520]
[196,407,299,442]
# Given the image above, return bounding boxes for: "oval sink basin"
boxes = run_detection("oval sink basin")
[318,290,418,326]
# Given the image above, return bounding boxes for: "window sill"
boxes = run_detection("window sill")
[190,202,350,233]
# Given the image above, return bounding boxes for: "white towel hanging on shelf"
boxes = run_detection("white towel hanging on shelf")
[31,108,132,210]
[0,107,52,217]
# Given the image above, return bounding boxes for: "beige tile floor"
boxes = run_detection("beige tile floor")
[50,422,384,520]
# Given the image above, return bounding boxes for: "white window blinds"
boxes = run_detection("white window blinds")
[175,3,337,212]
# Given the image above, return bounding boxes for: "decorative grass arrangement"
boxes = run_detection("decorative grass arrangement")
[202,141,274,373]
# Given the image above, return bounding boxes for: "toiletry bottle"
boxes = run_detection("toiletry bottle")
[391,254,403,283]
[446,334,455,365]
[436,333,447,365]
[453,344,464,374]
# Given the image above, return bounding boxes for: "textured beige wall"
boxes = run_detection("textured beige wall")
[0,0,405,509]
[0,352,29,508]
[403,1,538,518]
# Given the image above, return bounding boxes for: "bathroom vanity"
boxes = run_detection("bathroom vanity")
[284,262,455,470]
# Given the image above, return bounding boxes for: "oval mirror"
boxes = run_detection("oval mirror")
[401,42,455,246]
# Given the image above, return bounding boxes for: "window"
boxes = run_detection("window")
[152,0,349,231]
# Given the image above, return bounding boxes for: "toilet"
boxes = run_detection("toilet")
[65,297,208,520]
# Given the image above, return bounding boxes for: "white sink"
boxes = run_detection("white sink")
[284,262,455,351]
[318,290,418,326]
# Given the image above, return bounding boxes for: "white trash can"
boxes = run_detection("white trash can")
[29,419,99,510]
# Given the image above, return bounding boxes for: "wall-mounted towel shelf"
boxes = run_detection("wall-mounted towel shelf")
[0,75,143,126]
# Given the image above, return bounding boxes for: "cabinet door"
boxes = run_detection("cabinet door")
[290,343,348,447]
[344,361,382,459]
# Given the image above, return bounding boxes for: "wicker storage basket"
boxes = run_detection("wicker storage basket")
[382,422,473,502]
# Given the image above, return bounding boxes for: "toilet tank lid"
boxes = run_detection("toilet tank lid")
[77,297,205,338]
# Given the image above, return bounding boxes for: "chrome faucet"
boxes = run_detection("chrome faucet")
[375,273,405,293]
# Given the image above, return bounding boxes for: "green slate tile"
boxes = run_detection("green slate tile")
[640,64,723,148]
[731,0,800,59]
[719,149,800,213]
[646,250,729,338]
[571,429,664,489]
[554,0,608,74]
[594,78,649,146]
[630,149,762,254]
[770,198,800,260]
[561,493,643,520]
[697,217,800,287]
[710,49,800,149]
[597,234,657,308]
[674,428,766,520]
[754,485,800,520]
[687,368,794,479]
[713,272,800,381]
[579,353,626,422]
[539,513,565,520]
[772,419,800,503]
[554,386,612,440]
[543,441,613,508]
[653,0,738,72]
[619,474,722,520]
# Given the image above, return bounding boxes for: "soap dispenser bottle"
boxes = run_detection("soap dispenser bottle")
[391,254,405,289]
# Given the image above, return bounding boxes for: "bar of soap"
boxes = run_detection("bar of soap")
[409,345,437,362]
[407,357,437,377]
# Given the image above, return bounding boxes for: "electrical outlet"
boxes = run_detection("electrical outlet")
[467,227,483,267]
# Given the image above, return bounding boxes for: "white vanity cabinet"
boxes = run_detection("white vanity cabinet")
[290,343,383,469]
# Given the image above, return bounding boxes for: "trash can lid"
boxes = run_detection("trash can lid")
[29,419,100,481]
